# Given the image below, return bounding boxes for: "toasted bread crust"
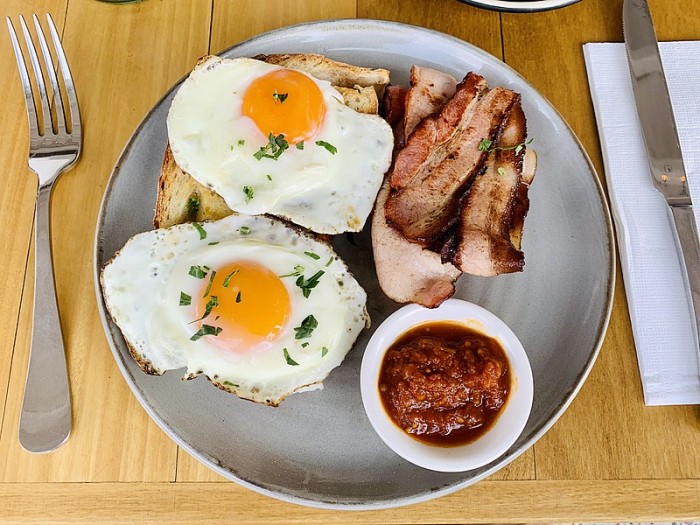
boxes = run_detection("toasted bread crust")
[155,54,387,229]
[154,146,233,228]
[255,53,389,97]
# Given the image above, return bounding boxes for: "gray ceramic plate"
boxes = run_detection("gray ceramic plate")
[94,19,615,509]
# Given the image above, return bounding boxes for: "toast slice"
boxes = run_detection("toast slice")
[154,54,389,229]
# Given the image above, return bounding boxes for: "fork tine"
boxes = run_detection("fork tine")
[6,17,40,140]
[32,14,66,134]
[19,15,52,136]
[45,14,81,138]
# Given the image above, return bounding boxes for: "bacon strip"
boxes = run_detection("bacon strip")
[403,66,457,140]
[372,179,461,307]
[452,101,531,276]
[387,73,487,191]
[386,85,519,244]
[372,68,460,308]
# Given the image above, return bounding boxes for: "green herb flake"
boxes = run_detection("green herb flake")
[304,251,321,260]
[296,141,304,150]
[478,138,493,152]
[243,185,254,204]
[239,226,251,235]
[293,314,318,340]
[238,139,245,146]
[190,324,222,341]
[188,265,208,279]
[325,257,333,267]
[223,269,239,288]
[283,348,300,366]
[223,380,239,387]
[272,90,289,104]
[315,140,337,155]
[301,342,309,348]
[296,270,325,298]
[185,195,200,221]
[192,222,207,240]
[514,137,534,155]
[266,174,272,181]
[254,133,289,161]
[190,295,219,324]
[497,167,507,176]
[208,241,219,246]
[179,292,192,306]
[203,270,217,297]
[280,265,304,278]
[321,346,329,357]
[236,291,242,303]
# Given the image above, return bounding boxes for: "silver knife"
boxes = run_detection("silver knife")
[624,0,700,353]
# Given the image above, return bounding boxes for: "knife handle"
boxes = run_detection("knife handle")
[670,205,700,352]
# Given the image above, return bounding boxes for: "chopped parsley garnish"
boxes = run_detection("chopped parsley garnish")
[238,139,245,146]
[223,380,239,387]
[497,167,507,176]
[192,222,207,240]
[301,342,309,348]
[296,270,324,298]
[203,270,217,297]
[272,90,289,104]
[294,315,318,339]
[223,269,239,287]
[190,324,222,341]
[254,133,289,161]
[243,185,254,204]
[321,346,328,357]
[189,265,208,279]
[208,241,219,245]
[266,174,272,181]
[283,348,299,366]
[514,138,534,155]
[325,256,333,267]
[239,226,251,235]
[185,194,200,221]
[280,265,304,278]
[236,291,242,303]
[179,292,192,306]
[296,141,304,150]
[304,251,320,260]
[479,137,533,154]
[478,138,493,152]
[315,140,337,154]
[190,295,219,324]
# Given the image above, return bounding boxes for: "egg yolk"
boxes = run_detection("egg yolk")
[241,69,326,144]
[194,261,291,353]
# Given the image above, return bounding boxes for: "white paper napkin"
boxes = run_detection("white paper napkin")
[583,42,700,405]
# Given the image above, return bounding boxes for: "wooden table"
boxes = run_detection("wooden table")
[1,0,698,522]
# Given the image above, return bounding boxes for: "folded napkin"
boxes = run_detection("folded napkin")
[584,42,700,405]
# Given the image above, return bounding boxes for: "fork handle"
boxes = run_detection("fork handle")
[19,183,71,453]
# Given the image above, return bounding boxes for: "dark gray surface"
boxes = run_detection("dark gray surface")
[94,20,615,509]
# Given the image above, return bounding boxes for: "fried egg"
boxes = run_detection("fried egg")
[167,56,393,234]
[100,214,368,405]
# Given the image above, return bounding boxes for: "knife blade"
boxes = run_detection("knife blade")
[624,0,700,353]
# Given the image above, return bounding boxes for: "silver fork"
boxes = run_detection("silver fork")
[7,14,81,453]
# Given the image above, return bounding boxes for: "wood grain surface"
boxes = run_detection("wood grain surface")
[0,0,698,521]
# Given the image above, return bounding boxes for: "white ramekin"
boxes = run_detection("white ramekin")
[360,298,533,472]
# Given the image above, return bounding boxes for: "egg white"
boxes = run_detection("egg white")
[167,56,394,234]
[101,214,368,405]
